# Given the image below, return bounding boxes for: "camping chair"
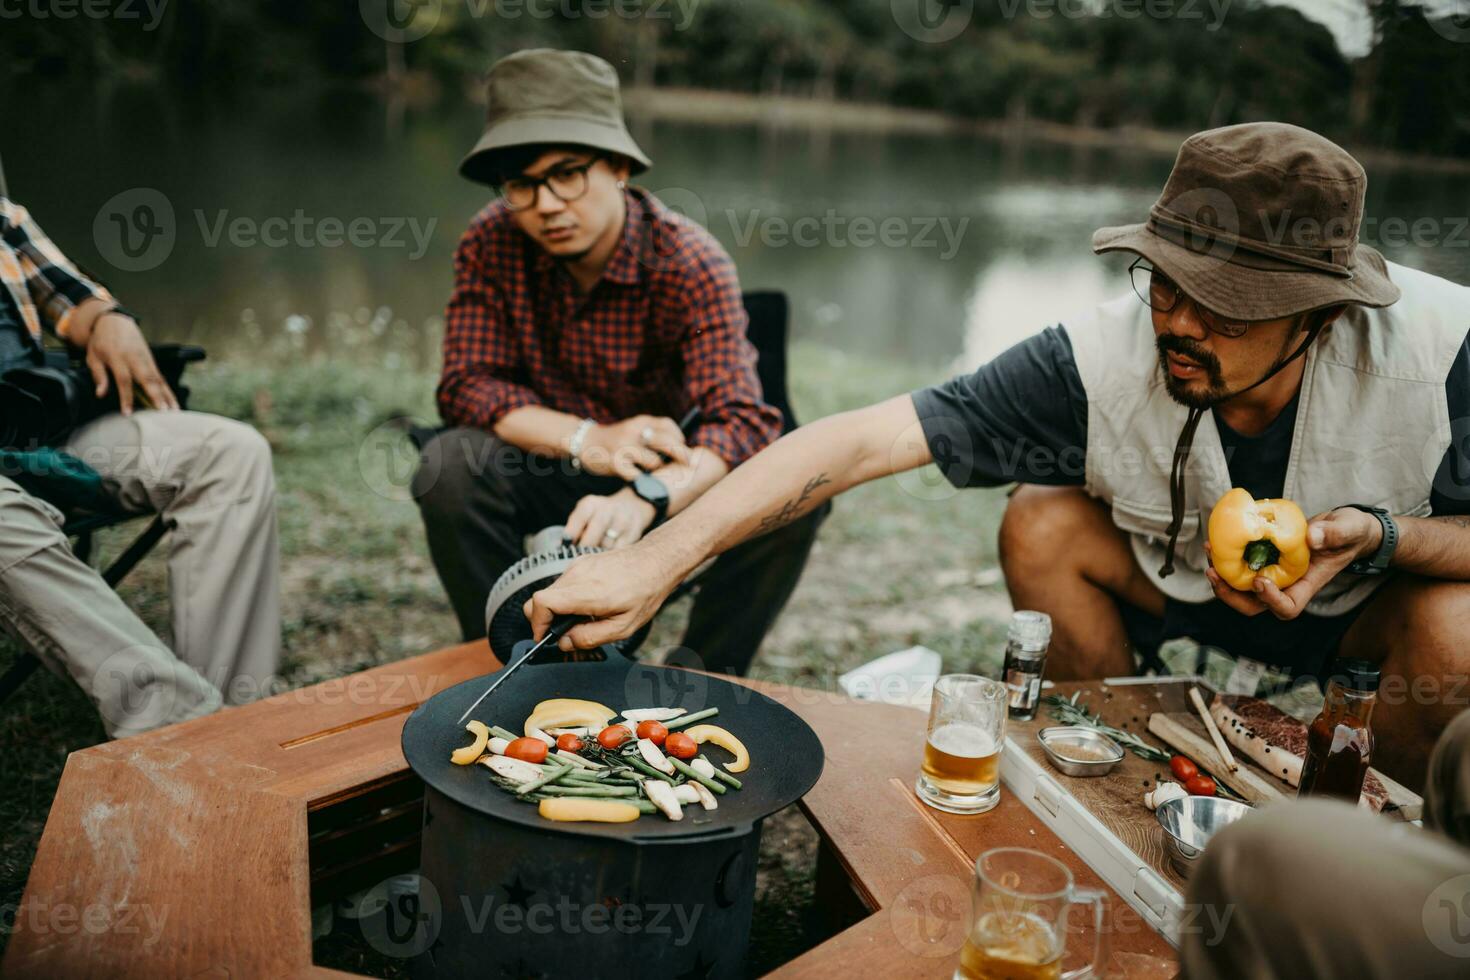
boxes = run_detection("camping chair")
[740,290,802,435]
[0,155,211,705]
[0,344,207,706]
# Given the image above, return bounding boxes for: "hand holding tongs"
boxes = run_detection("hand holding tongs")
[456,406,703,725]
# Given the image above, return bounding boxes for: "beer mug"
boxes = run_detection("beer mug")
[917,673,1007,813]
[956,848,1110,980]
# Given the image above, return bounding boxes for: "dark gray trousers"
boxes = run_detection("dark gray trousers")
[411,427,824,676]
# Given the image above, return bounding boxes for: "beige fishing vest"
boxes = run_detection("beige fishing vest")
[1070,261,1468,616]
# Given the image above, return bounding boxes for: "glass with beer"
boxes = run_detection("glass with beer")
[917,673,1008,814]
[956,848,1110,980]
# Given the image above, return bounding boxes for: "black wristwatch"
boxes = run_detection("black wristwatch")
[100,303,140,324]
[1339,504,1398,576]
[632,472,670,527]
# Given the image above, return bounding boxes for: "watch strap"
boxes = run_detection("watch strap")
[100,303,140,324]
[633,473,670,525]
[1340,504,1397,575]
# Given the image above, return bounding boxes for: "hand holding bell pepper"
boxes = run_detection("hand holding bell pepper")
[1207,488,1311,591]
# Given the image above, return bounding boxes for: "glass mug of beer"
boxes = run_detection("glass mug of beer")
[956,848,1110,980]
[917,673,1008,814]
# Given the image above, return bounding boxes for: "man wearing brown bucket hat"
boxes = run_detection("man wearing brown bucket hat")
[526,121,1470,789]
[412,49,824,675]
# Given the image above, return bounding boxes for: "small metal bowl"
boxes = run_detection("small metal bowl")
[1037,726,1125,777]
[1155,795,1254,876]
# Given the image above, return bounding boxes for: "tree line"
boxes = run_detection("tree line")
[7,0,1468,157]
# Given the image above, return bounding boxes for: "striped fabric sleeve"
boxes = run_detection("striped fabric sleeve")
[1,199,112,341]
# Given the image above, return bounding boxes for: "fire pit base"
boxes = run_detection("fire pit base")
[412,784,762,980]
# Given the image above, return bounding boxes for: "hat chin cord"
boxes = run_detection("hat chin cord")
[1158,317,1327,579]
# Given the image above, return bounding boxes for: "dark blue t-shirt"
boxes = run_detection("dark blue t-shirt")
[912,324,1470,515]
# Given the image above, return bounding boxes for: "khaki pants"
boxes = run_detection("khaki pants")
[1183,709,1470,978]
[0,410,281,737]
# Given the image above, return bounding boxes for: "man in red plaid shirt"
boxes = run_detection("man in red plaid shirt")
[412,49,823,674]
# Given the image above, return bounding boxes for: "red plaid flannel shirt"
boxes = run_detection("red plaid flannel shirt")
[438,188,781,467]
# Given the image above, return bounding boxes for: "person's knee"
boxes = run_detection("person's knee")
[222,419,275,492]
[412,427,501,520]
[177,414,275,498]
[1404,580,1470,662]
[1382,580,1470,709]
[998,485,1104,576]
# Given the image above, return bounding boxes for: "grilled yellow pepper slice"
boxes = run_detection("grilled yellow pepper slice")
[683,724,750,773]
[450,720,490,765]
[524,698,616,737]
[1207,487,1310,591]
[538,798,641,823]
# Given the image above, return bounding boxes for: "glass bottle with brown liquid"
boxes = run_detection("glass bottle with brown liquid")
[1298,659,1379,803]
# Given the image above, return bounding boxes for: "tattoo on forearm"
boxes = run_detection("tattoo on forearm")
[1429,515,1470,530]
[758,473,831,532]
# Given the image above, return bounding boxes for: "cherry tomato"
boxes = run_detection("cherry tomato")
[1170,755,1200,782]
[505,737,548,764]
[636,720,668,746]
[597,725,632,750]
[556,733,585,753]
[1184,774,1218,797]
[665,732,698,760]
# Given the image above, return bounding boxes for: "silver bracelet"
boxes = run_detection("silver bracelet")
[567,418,595,471]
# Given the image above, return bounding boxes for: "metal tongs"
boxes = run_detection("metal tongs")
[457,615,580,724]
[455,407,704,725]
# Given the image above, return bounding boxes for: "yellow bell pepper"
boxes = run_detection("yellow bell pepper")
[1207,487,1310,591]
[523,698,616,737]
[538,798,641,823]
[450,720,490,765]
[683,724,750,773]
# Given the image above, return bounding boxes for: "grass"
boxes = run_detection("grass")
[0,342,1026,972]
[0,341,1320,971]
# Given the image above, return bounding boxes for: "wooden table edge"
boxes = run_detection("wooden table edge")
[2,645,1175,979]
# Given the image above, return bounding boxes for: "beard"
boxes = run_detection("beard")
[1156,334,1229,409]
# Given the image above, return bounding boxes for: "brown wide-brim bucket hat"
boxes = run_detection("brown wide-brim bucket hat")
[460,48,651,187]
[1092,122,1399,321]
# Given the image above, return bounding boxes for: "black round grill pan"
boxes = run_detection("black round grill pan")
[402,657,825,842]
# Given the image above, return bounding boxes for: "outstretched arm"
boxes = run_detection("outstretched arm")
[526,393,934,650]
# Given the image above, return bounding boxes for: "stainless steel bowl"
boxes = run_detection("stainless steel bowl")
[1156,795,1254,876]
[1037,726,1125,777]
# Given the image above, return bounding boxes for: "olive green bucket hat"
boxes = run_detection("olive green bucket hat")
[1092,122,1400,321]
[459,49,651,186]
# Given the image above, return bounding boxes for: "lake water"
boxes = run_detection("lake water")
[3,84,1466,378]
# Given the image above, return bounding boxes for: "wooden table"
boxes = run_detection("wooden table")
[2,645,1177,979]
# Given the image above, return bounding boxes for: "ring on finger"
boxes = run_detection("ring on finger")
[603,528,621,544]
[640,426,655,446]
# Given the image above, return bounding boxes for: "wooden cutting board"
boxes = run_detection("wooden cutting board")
[1146,705,1422,821]
[1007,679,1205,892]
[1146,711,1288,804]
[1007,677,1425,904]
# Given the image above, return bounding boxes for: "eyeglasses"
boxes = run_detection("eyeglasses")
[1129,258,1249,338]
[498,158,599,212]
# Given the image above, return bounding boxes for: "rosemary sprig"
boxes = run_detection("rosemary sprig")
[1042,693,1171,762]
[1040,694,1249,803]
